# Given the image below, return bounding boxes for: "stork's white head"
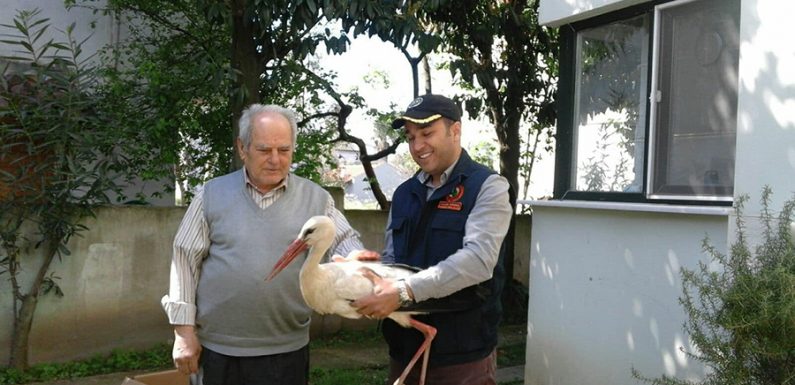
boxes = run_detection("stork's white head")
[297,216,336,246]
[266,216,336,281]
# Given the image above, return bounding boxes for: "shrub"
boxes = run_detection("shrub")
[634,187,795,385]
[1,8,130,369]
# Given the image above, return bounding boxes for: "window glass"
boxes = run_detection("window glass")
[573,15,650,193]
[650,0,739,199]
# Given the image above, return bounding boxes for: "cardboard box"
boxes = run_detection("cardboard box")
[120,369,189,385]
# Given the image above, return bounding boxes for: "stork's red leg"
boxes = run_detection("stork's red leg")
[393,318,437,385]
[419,339,431,385]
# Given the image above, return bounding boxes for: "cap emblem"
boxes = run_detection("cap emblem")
[407,97,423,109]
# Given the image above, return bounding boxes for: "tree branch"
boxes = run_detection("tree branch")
[361,139,402,162]
[298,111,339,127]
[117,3,217,61]
[297,66,391,209]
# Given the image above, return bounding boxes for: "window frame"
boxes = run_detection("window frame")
[553,0,736,206]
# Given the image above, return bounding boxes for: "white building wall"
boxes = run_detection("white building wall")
[539,0,648,27]
[2,1,175,206]
[0,0,120,64]
[530,0,795,384]
[733,0,795,216]
[525,205,727,385]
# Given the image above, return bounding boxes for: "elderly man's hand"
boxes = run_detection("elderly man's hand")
[331,249,381,262]
[173,325,201,375]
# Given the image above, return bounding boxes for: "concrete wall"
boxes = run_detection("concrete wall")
[0,205,531,365]
[0,207,184,365]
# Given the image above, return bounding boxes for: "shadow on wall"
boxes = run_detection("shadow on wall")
[526,208,727,385]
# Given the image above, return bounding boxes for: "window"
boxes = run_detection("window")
[555,0,739,203]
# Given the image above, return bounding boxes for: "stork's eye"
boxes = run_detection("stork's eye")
[304,228,315,236]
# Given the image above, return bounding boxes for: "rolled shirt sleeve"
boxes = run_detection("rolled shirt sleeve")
[161,190,209,325]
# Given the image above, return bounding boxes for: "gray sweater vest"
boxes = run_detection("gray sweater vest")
[196,170,329,356]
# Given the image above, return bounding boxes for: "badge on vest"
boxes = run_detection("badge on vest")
[437,185,464,211]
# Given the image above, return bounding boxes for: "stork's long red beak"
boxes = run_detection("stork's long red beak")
[266,238,308,281]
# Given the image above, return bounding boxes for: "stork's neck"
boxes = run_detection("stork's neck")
[300,237,332,278]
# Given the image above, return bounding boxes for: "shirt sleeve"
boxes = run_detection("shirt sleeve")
[406,174,512,302]
[161,190,210,325]
[325,195,365,258]
[381,208,396,264]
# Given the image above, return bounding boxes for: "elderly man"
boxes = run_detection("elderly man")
[353,94,513,385]
[162,104,374,385]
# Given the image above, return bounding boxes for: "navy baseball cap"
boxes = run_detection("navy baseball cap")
[391,94,462,129]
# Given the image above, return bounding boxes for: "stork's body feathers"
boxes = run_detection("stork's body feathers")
[301,259,416,327]
[266,216,436,385]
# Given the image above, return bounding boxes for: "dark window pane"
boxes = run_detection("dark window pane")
[650,0,740,199]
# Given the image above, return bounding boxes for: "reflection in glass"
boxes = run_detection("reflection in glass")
[573,15,650,193]
[650,0,739,198]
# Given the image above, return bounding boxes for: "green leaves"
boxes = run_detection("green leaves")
[41,273,64,297]
[637,189,795,385]
[1,10,55,64]
[1,7,130,244]
[0,343,172,384]
[1,8,142,368]
[306,0,317,16]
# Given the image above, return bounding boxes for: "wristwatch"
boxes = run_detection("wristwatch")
[396,279,414,307]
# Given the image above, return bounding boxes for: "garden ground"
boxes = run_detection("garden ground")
[28,324,526,385]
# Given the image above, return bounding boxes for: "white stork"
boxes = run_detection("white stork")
[266,216,436,385]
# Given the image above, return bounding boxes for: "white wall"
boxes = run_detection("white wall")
[525,205,727,385]
[0,0,120,64]
[529,0,795,384]
[539,0,649,27]
[733,0,795,216]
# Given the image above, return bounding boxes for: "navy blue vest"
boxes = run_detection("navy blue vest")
[383,151,506,367]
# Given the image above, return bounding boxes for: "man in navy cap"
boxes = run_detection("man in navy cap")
[353,94,513,384]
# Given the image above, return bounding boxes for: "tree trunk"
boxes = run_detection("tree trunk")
[337,102,390,210]
[409,58,420,98]
[400,49,424,99]
[498,119,521,289]
[422,56,432,94]
[9,294,37,370]
[8,236,58,370]
[521,128,542,201]
[499,1,532,286]
[299,67,395,210]
[230,0,261,171]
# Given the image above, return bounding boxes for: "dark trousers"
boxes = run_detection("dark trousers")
[387,349,497,385]
[191,345,309,385]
